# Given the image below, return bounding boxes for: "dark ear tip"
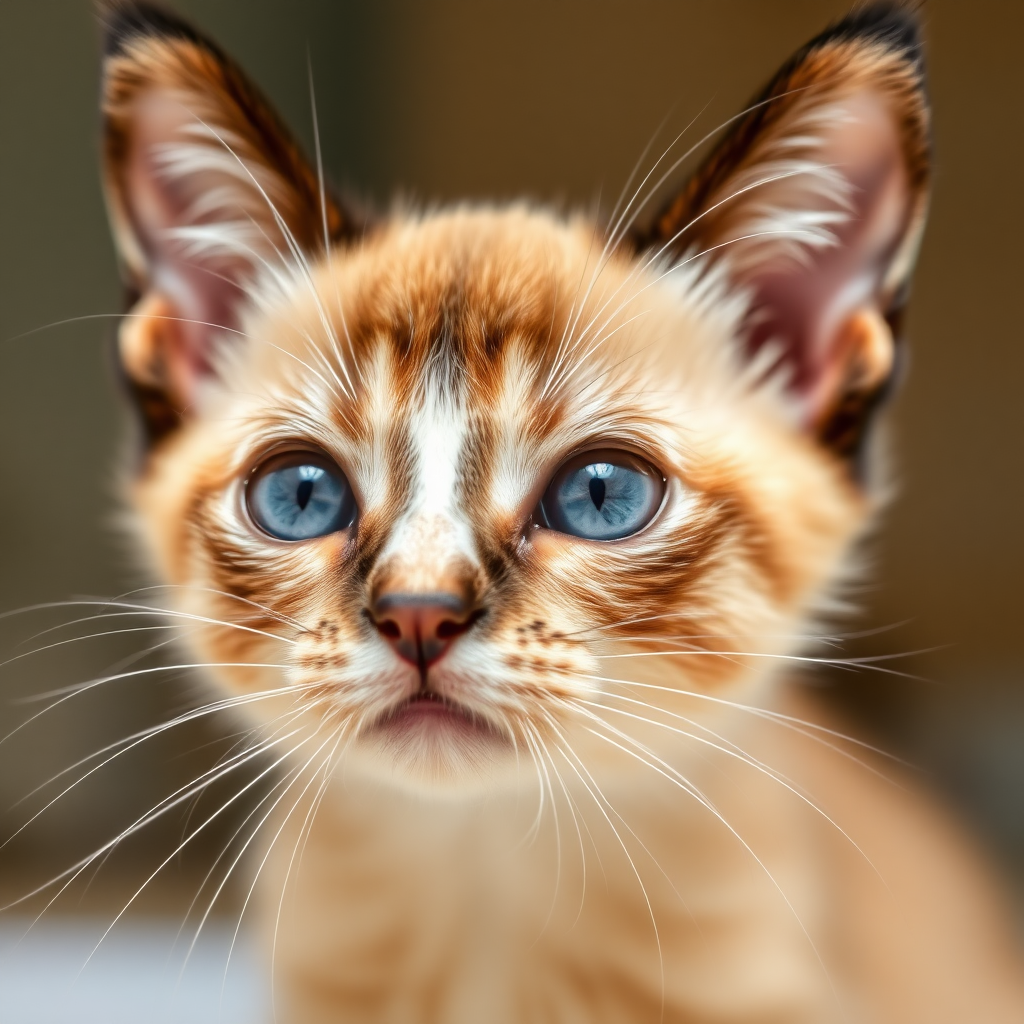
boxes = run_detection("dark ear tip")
[100,0,206,58]
[813,2,925,73]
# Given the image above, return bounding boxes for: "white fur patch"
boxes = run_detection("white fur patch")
[378,372,479,575]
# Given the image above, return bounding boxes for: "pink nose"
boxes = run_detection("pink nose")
[369,593,478,669]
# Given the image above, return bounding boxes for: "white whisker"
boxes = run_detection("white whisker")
[230,725,344,1000]
[8,684,318,832]
[571,695,884,883]
[78,723,330,974]
[265,724,348,1007]
[548,733,666,1016]
[565,670,913,773]
[523,725,563,936]
[578,716,840,1007]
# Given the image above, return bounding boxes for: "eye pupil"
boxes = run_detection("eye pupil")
[296,478,314,511]
[588,476,606,511]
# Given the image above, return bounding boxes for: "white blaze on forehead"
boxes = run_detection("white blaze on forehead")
[378,379,479,575]
[412,388,466,519]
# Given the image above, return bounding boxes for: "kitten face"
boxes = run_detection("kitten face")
[103,4,928,784]
[130,210,861,782]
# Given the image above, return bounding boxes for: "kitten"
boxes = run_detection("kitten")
[98,2,1024,1021]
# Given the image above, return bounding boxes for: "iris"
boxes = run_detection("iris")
[247,452,355,540]
[538,450,664,541]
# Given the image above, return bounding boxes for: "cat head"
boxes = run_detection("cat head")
[101,2,929,785]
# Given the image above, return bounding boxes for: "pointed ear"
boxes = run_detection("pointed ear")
[101,1,351,439]
[642,4,930,460]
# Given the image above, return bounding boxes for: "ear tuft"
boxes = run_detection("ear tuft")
[641,2,930,464]
[101,1,208,58]
[814,2,924,65]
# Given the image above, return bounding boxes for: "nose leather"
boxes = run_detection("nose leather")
[369,591,476,670]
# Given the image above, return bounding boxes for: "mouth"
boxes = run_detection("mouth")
[374,691,496,739]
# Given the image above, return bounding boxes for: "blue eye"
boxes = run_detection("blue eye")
[247,451,355,541]
[537,449,665,541]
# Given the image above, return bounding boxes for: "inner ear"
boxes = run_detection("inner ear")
[743,90,914,426]
[101,1,353,438]
[639,6,930,459]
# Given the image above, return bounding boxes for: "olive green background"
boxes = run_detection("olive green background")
[0,0,1020,901]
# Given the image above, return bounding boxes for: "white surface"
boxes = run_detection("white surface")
[0,917,270,1023]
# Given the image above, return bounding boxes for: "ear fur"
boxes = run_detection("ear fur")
[639,3,930,461]
[101,1,353,441]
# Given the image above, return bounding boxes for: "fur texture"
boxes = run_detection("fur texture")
[97,3,1024,1020]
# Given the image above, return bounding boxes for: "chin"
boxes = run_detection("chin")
[349,694,515,794]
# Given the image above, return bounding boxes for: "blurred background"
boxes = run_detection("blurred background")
[0,0,1020,1001]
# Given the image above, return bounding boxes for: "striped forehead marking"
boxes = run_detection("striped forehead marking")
[487,346,550,516]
